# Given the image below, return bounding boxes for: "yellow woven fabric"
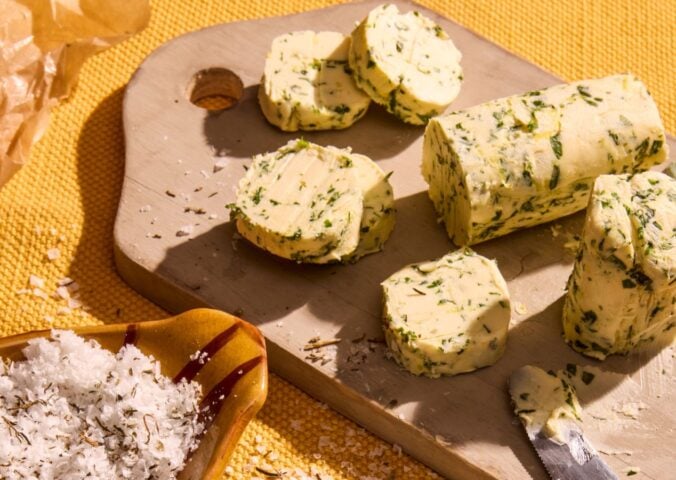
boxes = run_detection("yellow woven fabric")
[0,0,672,478]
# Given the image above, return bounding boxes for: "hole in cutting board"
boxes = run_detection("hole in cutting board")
[188,68,243,111]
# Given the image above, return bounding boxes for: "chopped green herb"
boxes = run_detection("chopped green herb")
[550,133,563,159]
[581,371,595,385]
[549,165,561,189]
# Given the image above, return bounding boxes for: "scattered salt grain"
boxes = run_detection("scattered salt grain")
[29,275,45,289]
[32,288,49,300]
[208,213,218,220]
[213,158,228,173]
[67,297,83,310]
[139,205,152,213]
[0,330,203,479]
[57,277,74,287]
[55,286,70,300]
[200,169,210,179]
[176,225,194,237]
[46,247,60,261]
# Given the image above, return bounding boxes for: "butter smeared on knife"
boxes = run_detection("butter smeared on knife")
[509,365,618,480]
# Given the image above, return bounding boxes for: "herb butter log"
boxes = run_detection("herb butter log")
[349,4,463,125]
[422,74,668,245]
[258,31,371,131]
[381,249,510,377]
[230,140,394,263]
[563,171,676,359]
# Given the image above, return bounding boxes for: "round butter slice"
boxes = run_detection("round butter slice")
[382,248,510,377]
[232,139,363,263]
[343,152,395,261]
[349,4,463,125]
[258,31,371,132]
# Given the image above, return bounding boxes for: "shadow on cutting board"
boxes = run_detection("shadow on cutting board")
[155,186,670,479]
[70,87,168,324]
[202,84,420,160]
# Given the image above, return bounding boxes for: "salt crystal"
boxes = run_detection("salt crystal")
[32,288,48,300]
[200,170,210,179]
[208,213,218,220]
[56,306,72,316]
[29,275,45,288]
[49,227,58,236]
[224,466,234,476]
[44,315,54,323]
[46,248,61,261]
[67,298,83,310]
[57,277,74,287]
[255,445,267,455]
[55,286,70,300]
[213,158,228,173]
[139,205,152,213]
[176,225,194,237]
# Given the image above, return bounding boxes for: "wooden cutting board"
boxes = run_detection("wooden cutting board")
[114,1,675,478]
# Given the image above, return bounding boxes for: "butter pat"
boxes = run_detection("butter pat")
[344,153,396,261]
[349,4,462,125]
[231,140,394,263]
[563,171,676,359]
[258,31,371,131]
[422,74,668,245]
[232,139,363,263]
[381,249,510,377]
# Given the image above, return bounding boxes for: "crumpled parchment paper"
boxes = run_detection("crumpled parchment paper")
[0,0,150,187]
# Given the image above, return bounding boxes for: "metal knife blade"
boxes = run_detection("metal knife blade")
[528,424,618,480]
[509,366,618,480]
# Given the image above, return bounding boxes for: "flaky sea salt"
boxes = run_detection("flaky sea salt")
[176,225,194,237]
[29,275,45,289]
[0,330,204,479]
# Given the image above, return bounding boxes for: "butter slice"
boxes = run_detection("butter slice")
[259,31,371,131]
[345,153,395,261]
[563,171,676,359]
[382,248,510,377]
[349,4,462,125]
[232,139,363,263]
[422,74,668,245]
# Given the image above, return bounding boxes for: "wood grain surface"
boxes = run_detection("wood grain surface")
[114,1,675,478]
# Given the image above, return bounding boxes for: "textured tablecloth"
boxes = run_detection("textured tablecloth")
[0,0,673,478]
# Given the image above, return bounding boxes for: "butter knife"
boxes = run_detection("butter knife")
[509,365,618,480]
